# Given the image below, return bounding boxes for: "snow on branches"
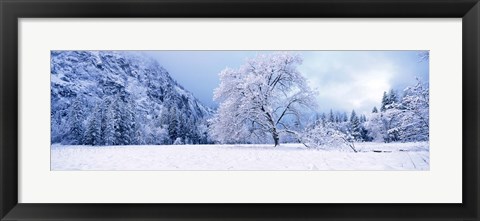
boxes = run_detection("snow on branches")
[366,78,429,142]
[301,122,357,152]
[210,52,316,146]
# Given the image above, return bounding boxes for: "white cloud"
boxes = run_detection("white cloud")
[299,52,396,114]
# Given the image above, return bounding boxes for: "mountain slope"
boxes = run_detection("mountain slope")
[51,51,212,145]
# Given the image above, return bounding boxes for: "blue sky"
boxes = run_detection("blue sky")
[144,51,429,115]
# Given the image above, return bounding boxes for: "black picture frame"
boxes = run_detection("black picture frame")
[1,0,479,220]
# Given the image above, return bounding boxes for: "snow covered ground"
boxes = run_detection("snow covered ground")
[51,142,429,171]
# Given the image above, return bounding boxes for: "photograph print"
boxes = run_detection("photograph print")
[51,50,429,170]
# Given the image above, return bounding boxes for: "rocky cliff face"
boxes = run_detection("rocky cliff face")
[51,51,212,145]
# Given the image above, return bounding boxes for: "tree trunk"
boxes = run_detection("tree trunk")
[272,128,280,147]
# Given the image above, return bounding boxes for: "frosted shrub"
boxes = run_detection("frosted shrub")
[302,123,357,152]
[173,137,184,145]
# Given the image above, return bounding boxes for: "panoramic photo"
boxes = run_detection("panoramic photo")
[50,50,429,170]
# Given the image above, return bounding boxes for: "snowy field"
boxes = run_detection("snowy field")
[51,142,429,171]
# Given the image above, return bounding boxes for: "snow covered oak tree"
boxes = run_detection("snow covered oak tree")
[210,52,316,146]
